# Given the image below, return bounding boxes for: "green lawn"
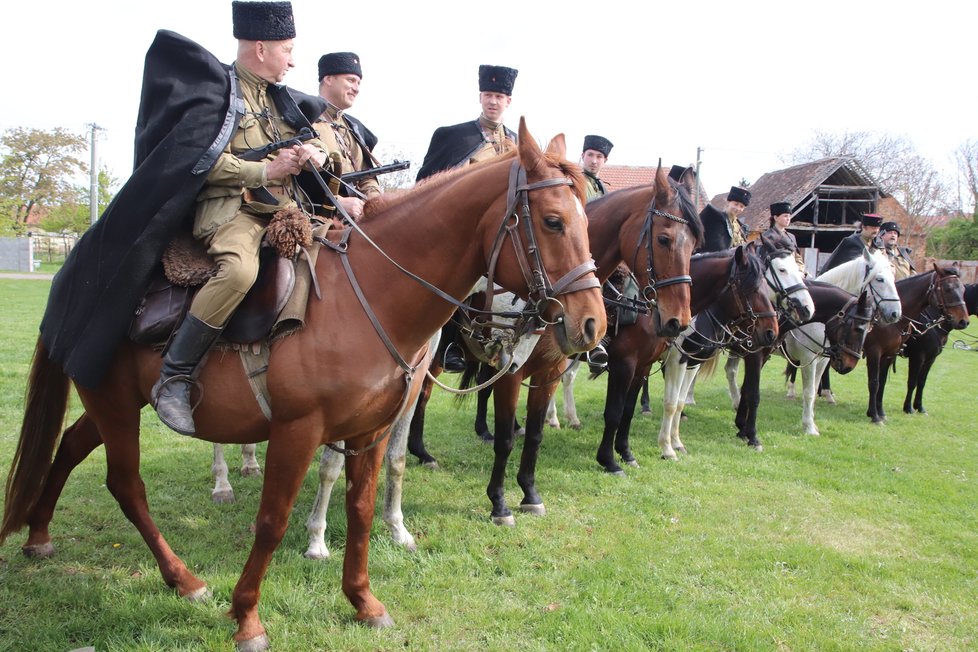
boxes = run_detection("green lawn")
[1,278,976,651]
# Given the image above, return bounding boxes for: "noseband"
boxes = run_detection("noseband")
[761,248,808,324]
[627,195,693,309]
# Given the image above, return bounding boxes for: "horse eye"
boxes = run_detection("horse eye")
[543,216,564,232]
[657,234,671,246]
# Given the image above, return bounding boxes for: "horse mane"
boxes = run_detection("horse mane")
[670,178,704,245]
[733,247,764,290]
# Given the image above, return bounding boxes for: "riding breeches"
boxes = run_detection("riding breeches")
[189,212,266,327]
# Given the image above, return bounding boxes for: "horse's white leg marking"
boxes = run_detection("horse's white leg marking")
[725,355,741,409]
[303,444,344,560]
[383,405,417,552]
[211,443,235,504]
[658,349,685,460]
[240,443,261,476]
[563,360,582,430]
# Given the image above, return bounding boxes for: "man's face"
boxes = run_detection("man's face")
[773,212,791,229]
[727,200,746,218]
[861,225,880,240]
[881,230,899,246]
[581,149,607,175]
[258,39,295,83]
[479,91,512,122]
[321,74,361,110]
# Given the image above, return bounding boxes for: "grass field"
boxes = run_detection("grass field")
[1,278,976,651]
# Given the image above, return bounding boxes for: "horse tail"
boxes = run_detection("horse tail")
[697,350,721,380]
[1,339,70,544]
[452,361,481,408]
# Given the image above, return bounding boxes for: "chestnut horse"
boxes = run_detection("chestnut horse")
[602,244,780,472]
[902,283,978,414]
[862,266,970,423]
[0,120,606,651]
[406,170,702,524]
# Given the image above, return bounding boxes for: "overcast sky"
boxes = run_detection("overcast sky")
[3,0,975,200]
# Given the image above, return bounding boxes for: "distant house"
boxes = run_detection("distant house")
[599,164,712,212]
[708,157,922,273]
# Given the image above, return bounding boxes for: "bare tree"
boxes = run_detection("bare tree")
[954,139,978,216]
[0,127,88,234]
[782,129,954,228]
[371,143,419,191]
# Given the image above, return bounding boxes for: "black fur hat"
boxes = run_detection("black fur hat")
[669,165,692,182]
[727,186,751,206]
[582,135,613,157]
[232,1,295,41]
[479,65,518,95]
[319,52,362,80]
[861,213,883,227]
[880,221,900,234]
[770,202,791,217]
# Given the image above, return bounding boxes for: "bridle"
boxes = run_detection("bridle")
[901,271,966,337]
[630,192,693,308]
[822,293,874,364]
[759,248,809,325]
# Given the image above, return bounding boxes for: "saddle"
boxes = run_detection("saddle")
[603,264,643,332]
[129,209,320,347]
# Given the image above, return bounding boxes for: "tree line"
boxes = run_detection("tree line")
[2,126,976,258]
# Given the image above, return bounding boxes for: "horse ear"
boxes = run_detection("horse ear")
[654,159,669,199]
[517,116,544,170]
[545,133,567,159]
[735,244,746,264]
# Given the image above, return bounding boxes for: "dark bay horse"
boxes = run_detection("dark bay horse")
[602,244,780,471]
[863,266,970,423]
[902,283,978,414]
[731,278,881,449]
[408,170,702,524]
[0,120,606,651]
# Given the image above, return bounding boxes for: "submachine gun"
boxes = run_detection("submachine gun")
[239,127,317,205]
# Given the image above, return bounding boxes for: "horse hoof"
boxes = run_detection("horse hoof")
[749,443,764,452]
[240,466,262,477]
[421,460,439,470]
[640,409,652,417]
[674,446,687,455]
[519,503,546,517]
[477,432,494,443]
[570,422,583,430]
[212,489,236,504]
[22,542,55,559]
[661,453,678,461]
[624,459,640,468]
[492,514,516,527]
[303,548,330,561]
[546,420,560,429]
[362,613,395,629]
[235,634,270,652]
[183,586,212,602]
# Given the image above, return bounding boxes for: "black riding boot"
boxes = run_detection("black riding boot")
[151,313,223,436]
[587,341,609,374]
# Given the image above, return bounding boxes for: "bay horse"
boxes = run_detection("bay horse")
[407,170,702,524]
[863,266,970,423]
[902,283,978,414]
[602,244,780,471]
[0,120,606,651]
[778,250,900,435]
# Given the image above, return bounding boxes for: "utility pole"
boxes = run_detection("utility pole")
[87,123,104,224]
[694,147,703,210]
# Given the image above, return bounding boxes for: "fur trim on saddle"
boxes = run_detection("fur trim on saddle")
[265,206,313,259]
[162,234,218,287]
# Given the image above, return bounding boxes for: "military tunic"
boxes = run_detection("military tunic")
[416,116,517,181]
[313,103,381,201]
[762,226,807,275]
[885,245,915,280]
[191,63,327,326]
[583,171,607,202]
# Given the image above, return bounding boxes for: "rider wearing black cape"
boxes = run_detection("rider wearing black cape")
[40,30,325,389]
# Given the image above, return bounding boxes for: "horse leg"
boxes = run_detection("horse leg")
[563,361,582,429]
[725,355,741,409]
[406,373,438,467]
[904,346,923,414]
[474,367,495,442]
[340,439,393,628]
[230,430,325,648]
[671,365,699,455]
[515,381,554,516]
[784,362,797,399]
[876,356,893,422]
[658,354,685,460]
[736,354,764,451]
[383,402,418,551]
[614,377,644,467]
[800,360,826,436]
[913,353,937,414]
[866,355,882,423]
[487,376,520,525]
[303,444,344,560]
[23,413,103,558]
[240,443,261,476]
[80,391,209,601]
[596,356,634,475]
[545,390,560,429]
[211,444,235,504]
[640,376,652,414]
[820,367,836,404]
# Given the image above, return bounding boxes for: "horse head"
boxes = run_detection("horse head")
[485,117,606,355]
[756,233,814,324]
[863,249,902,324]
[716,243,779,350]
[637,164,701,338]
[825,288,874,374]
[930,264,970,330]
